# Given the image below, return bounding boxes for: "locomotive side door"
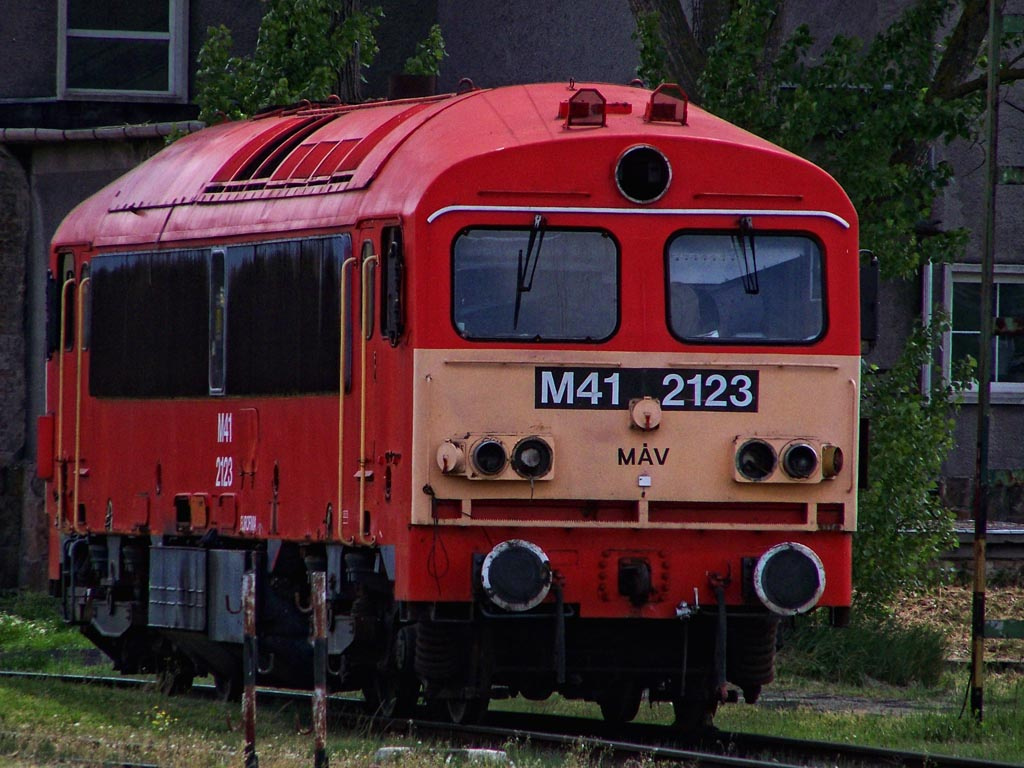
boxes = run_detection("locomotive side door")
[339,222,399,548]
[47,250,91,535]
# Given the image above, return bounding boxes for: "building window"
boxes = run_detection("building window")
[58,0,188,100]
[946,264,1024,398]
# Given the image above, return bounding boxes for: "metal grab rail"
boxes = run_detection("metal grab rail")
[55,277,75,531]
[355,253,379,546]
[73,276,91,533]
[336,255,356,541]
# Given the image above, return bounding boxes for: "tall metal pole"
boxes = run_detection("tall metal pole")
[971,0,1002,723]
[311,571,329,768]
[242,568,260,767]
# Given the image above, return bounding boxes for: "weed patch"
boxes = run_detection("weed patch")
[780,617,948,687]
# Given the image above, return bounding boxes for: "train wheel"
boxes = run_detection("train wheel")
[214,672,243,702]
[154,647,195,696]
[671,694,718,737]
[598,683,642,724]
[443,696,489,725]
[363,625,420,718]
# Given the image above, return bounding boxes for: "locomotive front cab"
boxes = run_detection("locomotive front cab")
[403,85,859,728]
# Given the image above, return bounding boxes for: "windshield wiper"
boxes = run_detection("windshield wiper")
[734,216,760,295]
[513,214,547,329]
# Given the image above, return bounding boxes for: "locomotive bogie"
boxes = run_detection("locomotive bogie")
[44,82,861,729]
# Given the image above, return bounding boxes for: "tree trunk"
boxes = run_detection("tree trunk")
[628,0,707,100]
[336,0,362,103]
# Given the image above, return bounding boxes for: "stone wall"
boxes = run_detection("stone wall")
[0,146,31,588]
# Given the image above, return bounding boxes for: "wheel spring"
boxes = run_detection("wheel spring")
[414,622,463,682]
[727,616,779,689]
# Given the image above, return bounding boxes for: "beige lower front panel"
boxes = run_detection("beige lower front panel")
[411,348,859,530]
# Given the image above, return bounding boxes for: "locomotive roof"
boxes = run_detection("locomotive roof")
[53,81,849,249]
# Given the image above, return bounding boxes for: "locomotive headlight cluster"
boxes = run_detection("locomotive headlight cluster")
[781,442,818,479]
[511,437,553,478]
[437,434,555,481]
[734,437,844,483]
[472,439,507,476]
[480,539,552,611]
[753,542,826,615]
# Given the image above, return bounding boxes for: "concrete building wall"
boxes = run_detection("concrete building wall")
[0,146,30,588]
[0,3,58,98]
[437,1,639,90]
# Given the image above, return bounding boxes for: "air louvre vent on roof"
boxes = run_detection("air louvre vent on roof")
[204,114,348,194]
[199,99,437,202]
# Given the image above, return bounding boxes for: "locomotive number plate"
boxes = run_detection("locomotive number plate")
[535,367,758,412]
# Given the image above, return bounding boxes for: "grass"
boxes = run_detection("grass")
[0,591,96,673]
[0,587,1022,765]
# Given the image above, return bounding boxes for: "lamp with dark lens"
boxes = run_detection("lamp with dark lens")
[822,444,844,478]
[472,439,507,476]
[511,437,553,479]
[481,539,552,612]
[736,439,776,481]
[782,442,818,479]
[753,542,826,615]
[615,145,671,203]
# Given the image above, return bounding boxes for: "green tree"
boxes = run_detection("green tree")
[196,0,382,123]
[631,0,1009,611]
[403,23,447,76]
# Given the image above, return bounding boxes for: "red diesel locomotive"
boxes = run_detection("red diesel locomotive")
[41,81,861,729]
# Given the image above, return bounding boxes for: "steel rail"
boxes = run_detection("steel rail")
[0,671,1016,768]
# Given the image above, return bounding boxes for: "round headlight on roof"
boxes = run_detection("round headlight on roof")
[615,145,671,204]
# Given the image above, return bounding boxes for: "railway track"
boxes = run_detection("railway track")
[0,670,1016,768]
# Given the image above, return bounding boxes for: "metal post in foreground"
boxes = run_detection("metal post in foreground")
[971,0,1002,724]
[242,569,260,768]
[310,571,329,768]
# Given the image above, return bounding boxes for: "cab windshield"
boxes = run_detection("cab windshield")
[666,232,824,343]
[453,226,618,342]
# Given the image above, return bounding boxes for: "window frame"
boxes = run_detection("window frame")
[664,228,828,346]
[450,225,621,344]
[57,0,189,102]
[87,235,350,399]
[944,262,1024,403]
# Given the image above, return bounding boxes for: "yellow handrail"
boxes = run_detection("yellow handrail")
[72,276,91,533]
[336,255,356,541]
[55,277,75,531]
[356,252,379,546]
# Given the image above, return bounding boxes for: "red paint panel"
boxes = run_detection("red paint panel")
[209,117,314,183]
[269,142,319,181]
[311,138,360,177]
[333,102,431,173]
[288,141,340,179]
[399,527,853,618]
[36,414,54,481]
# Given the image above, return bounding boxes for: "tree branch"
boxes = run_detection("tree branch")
[943,64,1024,100]
[628,0,707,100]
[930,0,989,101]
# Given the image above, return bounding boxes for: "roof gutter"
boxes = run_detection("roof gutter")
[0,120,205,143]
